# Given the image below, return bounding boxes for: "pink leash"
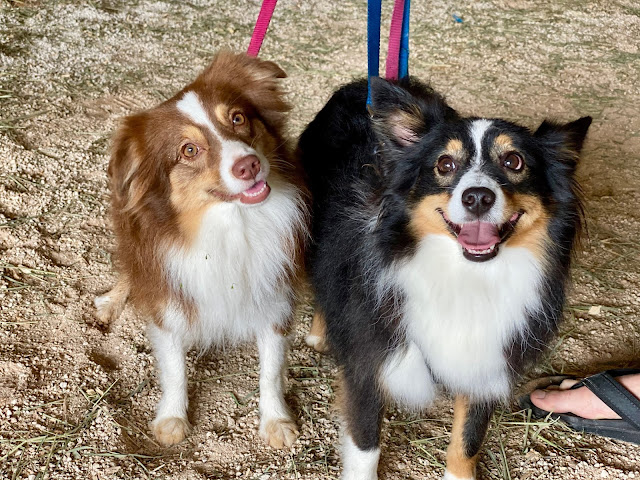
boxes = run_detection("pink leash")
[385,0,406,80]
[247,0,278,57]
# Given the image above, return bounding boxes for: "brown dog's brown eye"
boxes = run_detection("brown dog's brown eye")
[181,143,199,159]
[502,152,524,172]
[436,156,458,174]
[231,112,246,127]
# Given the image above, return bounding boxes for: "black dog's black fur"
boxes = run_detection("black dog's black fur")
[299,77,591,478]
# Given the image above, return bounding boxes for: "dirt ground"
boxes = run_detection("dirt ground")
[1,0,639,479]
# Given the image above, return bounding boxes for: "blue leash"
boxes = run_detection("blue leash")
[367,0,411,107]
[366,0,382,107]
[399,0,411,79]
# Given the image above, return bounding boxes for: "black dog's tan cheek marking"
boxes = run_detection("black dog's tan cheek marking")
[409,193,451,239]
[446,396,479,479]
[504,193,550,261]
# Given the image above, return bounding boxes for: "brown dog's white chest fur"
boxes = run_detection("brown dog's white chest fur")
[163,174,306,347]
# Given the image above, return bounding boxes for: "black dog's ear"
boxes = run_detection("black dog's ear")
[369,77,451,148]
[534,116,592,162]
[534,117,592,217]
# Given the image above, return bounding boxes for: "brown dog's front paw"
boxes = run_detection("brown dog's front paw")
[260,418,299,448]
[152,416,190,446]
[93,276,130,325]
[94,294,124,325]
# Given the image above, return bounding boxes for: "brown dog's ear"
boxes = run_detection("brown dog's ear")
[108,113,155,215]
[199,51,290,128]
[242,55,290,129]
[249,58,287,81]
[202,50,287,81]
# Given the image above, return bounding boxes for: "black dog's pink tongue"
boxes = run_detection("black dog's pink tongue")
[457,222,501,250]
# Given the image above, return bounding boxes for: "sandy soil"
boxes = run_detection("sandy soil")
[1,0,639,479]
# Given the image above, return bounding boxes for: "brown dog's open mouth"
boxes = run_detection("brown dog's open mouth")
[239,180,271,204]
[208,180,271,205]
[437,209,523,262]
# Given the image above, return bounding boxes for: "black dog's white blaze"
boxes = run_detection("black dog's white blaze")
[448,120,508,226]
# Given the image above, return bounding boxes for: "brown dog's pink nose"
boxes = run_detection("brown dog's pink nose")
[232,155,261,180]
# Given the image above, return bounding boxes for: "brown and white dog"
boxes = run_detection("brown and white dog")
[95,52,308,448]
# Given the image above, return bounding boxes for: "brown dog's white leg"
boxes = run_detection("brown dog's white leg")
[148,321,190,446]
[257,327,299,448]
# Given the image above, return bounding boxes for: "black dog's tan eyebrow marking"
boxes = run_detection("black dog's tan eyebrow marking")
[491,133,515,158]
[491,133,530,181]
[495,133,513,148]
[443,138,465,158]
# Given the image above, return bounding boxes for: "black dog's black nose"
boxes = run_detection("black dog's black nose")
[462,187,496,216]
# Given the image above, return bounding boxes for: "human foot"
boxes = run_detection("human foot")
[530,373,640,420]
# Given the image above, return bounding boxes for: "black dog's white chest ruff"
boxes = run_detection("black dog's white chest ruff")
[380,233,545,406]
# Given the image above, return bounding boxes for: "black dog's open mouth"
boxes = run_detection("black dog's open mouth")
[437,209,524,262]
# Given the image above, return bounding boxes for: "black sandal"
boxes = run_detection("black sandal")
[519,368,640,444]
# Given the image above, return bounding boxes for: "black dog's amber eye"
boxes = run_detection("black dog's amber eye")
[502,152,524,172]
[436,155,458,174]
[181,143,199,159]
[231,112,246,127]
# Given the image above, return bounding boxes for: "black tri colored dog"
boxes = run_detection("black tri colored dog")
[299,77,591,480]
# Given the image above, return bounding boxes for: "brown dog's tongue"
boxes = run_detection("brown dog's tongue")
[457,222,500,250]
